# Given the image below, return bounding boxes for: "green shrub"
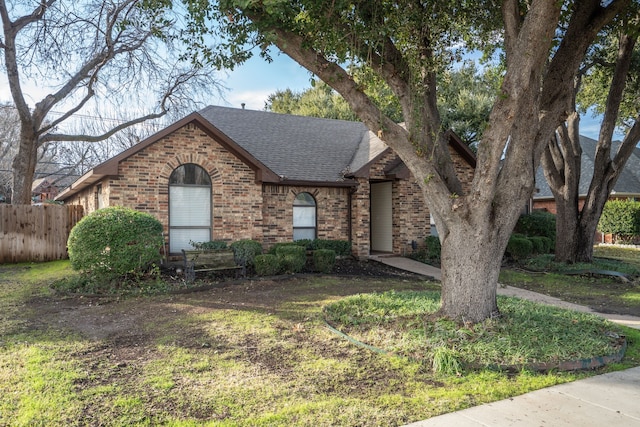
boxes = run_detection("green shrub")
[506,235,533,261]
[230,239,263,267]
[424,236,442,260]
[599,199,640,243]
[293,239,314,250]
[268,241,307,255]
[311,239,352,256]
[528,236,547,254]
[190,240,228,250]
[515,211,556,242]
[313,249,336,273]
[538,236,553,253]
[276,245,307,273]
[68,206,163,278]
[254,254,281,276]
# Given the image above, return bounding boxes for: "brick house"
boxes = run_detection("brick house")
[56,106,476,258]
[533,135,640,243]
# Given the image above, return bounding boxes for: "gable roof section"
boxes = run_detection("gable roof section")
[56,112,282,201]
[56,106,477,202]
[198,106,367,183]
[347,128,476,178]
[534,135,640,199]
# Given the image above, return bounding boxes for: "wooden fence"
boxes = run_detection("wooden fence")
[0,204,84,263]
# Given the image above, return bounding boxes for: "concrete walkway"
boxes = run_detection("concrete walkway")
[369,256,640,427]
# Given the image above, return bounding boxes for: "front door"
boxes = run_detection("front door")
[370,181,393,252]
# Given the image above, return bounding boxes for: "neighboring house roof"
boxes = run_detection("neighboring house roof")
[56,106,476,201]
[534,135,640,199]
[32,175,77,193]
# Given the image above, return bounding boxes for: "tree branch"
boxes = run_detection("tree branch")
[41,110,167,143]
[501,0,521,64]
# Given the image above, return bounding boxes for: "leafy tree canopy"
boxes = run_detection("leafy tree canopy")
[181,0,628,323]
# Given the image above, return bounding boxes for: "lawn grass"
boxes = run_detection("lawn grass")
[499,246,640,315]
[0,261,638,426]
[324,290,627,372]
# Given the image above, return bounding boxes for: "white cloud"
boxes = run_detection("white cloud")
[222,89,277,111]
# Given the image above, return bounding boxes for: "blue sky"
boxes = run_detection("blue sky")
[218,52,314,111]
[220,52,616,140]
[1,49,614,140]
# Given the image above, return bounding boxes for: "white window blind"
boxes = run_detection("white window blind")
[170,186,210,227]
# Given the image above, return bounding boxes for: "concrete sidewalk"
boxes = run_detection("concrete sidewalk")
[374,255,640,329]
[369,256,640,427]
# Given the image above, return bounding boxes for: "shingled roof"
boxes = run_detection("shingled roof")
[56,106,476,201]
[198,106,368,182]
[534,135,640,199]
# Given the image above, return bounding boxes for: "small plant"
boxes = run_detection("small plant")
[424,236,441,260]
[190,240,228,250]
[254,254,281,276]
[431,346,463,375]
[313,249,336,273]
[515,211,556,242]
[311,239,352,256]
[276,245,307,273]
[230,239,263,267]
[67,206,163,279]
[506,235,533,261]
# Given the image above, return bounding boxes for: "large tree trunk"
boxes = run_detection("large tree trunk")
[440,224,503,323]
[11,126,38,205]
[554,204,600,264]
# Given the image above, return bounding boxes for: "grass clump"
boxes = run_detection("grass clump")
[324,291,625,373]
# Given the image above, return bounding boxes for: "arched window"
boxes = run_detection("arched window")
[293,192,316,241]
[169,164,211,253]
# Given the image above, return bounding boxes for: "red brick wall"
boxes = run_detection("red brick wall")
[262,185,351,250]
[65,123,264,252]
[63,122,476,258]
[349,146,475,258]
[355,150,432,257]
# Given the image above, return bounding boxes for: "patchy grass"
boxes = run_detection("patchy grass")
[594,245,640,269]
[324,290,626,372]
[0,261,638,426]
[500,247,640,316]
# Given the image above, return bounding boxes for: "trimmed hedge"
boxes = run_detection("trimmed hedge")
[424,236,442,261]
[268,239,352,257]
[67,206,163,278]
[276,245,307,273]
[599,199,640,242]
[268,241,307,255]
[310,239,352,256]
[506,235,533,260]
[313,249,336,273]
[515,211,556,242]
[190,240,228,250]
[230,239,263,267]
[254,254,281,276]
[528,236,547,254]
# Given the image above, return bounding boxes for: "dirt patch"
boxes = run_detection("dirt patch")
[28,259,423,358]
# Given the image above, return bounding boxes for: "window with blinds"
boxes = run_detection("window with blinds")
[169,164,212,253]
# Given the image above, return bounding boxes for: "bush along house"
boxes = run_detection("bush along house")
[56,106,476,258]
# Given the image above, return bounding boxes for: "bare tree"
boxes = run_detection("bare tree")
[0,103,18,201]
[0,0,222,204]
